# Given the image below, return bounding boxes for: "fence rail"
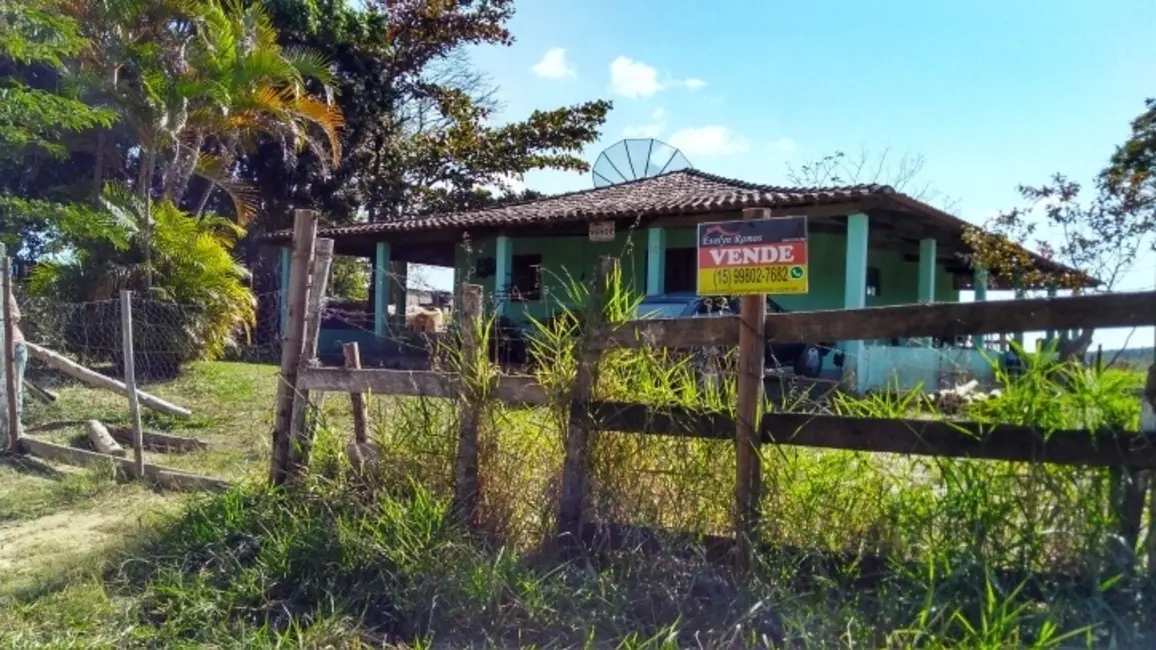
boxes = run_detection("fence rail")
[270,209,1156,573]
[596,289,1156,350]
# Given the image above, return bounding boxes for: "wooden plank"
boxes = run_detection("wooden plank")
[452,284,484,527]
[557,257,612,548]
[120,290,144,478]
[24,342,192,419]
[21,437,230,492]
[298,367,455,397]
[269,209,318,485]
[296,367,550,405]
[287,237,334,478]
[2,247,20,452]
[733,207,768,572]
[342,342,369,444]
[593,402,1156,469]
[597,290,1156,351]
[761,413,1156,468]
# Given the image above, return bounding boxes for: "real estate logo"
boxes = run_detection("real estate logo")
[695,216,810,296]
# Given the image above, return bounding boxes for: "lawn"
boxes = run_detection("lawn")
[0,356,1153,648]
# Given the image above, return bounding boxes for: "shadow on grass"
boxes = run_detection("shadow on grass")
[0,454,66,480]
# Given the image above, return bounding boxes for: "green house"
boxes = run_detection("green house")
[262,169,1079,392]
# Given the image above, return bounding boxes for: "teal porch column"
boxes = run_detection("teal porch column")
[972,266,988,349]
[1012,272,1026,347]
[646,227,666,295]
[1044,284,1058,346]
[374,242,390,337]
[279,246,291,337]
[493,235,512,317]
[391,260,408,331]
[917,238,936,303]
[843,213,869,392]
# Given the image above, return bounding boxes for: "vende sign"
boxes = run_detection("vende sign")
[696,216,810,296]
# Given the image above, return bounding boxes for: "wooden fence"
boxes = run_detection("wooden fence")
[272,210,1156,572]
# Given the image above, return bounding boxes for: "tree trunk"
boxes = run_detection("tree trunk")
[93,131,105,200]
[138,143,157,291]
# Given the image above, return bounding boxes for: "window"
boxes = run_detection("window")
[866,266,882,297]
[509,254,542,302]
[663,247,696,293]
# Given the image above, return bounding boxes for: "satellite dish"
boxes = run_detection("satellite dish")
[592,138,693,188]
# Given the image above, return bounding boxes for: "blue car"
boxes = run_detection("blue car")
[636,293,839,378]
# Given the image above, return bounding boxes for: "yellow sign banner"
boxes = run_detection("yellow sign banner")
[696,216,810,296]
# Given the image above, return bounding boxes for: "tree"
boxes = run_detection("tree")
[785,147,960,213]
[0,0,120,263]
[964,166,1155,361]
[242,0,611,230]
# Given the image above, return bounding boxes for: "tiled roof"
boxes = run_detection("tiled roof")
[261,169,897,241]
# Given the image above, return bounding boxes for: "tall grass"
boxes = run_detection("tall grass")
[9,261,1154,647]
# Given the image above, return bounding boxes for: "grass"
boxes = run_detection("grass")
[2,272,1154,647]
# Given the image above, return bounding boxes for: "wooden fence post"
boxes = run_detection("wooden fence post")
[557,257,612,548]
[120,290,145,478]
[735,207,769,572]
[343,342,370,445]
[452,284,484,527]
[286,237,335,479]
[1,245,19,454]
[269,209,318,485]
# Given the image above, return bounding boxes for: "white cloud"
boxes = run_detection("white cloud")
[668,125,751,156]
[624,122,665,138]
[609,56,663,98]
[770,137,798,153]
[681,78,707,90]
[624,107,667,138]
[531,47,575,79]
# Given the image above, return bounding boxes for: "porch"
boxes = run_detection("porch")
[261,170,1088,393]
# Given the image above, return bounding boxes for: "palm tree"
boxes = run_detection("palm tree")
[176,0,343,220]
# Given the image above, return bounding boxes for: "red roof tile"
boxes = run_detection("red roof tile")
[261,169,895,241]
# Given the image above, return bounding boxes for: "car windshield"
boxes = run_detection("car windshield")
[636,301,690,320]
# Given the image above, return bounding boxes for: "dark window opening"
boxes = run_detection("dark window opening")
[509,254,542,302]
[663,247,696,293]
[866,266,882,297]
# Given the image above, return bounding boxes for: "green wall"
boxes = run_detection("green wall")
[455,227,961,325]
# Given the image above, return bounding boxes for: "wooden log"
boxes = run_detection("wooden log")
[733,208,769,572]
[121,290,145,478]
[269,209,318,485]
[2,246,19,452]
[23,342,191,419]
[596,290,1156,351]
[557,257,611,548]
[342,342,370,445]
[20,437,229,492]
[287,237,334,478]
[106,426,208,453]
[452,284,483,527]
[85,420,125,457]
[23,379,56,404]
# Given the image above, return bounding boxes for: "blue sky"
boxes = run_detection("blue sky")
[418,0,1156,349]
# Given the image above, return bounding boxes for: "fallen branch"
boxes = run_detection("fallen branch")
[86,419,125,457]
[24,341,191,419]
[20,437,230,492]
[107,426,208,453]
[23,379,56,404]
